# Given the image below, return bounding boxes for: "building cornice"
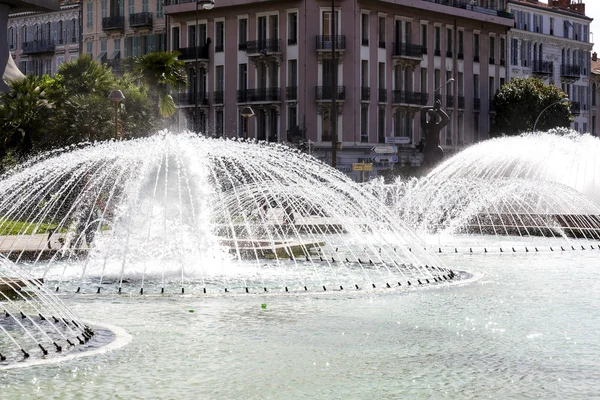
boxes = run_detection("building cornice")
[509,29,593,50]
[508,1,592,22]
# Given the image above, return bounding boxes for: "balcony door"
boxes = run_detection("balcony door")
[258,16,267,42]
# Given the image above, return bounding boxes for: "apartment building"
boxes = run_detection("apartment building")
[164,0,513,173]
[590,52,599,136]
[507,0,593,133]
[8,0,81,77]
[82,0,166,73]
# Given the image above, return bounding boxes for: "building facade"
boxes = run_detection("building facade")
[8,0,81,77]
[163,0,514,174]
[82,0,166,73]
[507,0,593,133]
[590,52,599,136]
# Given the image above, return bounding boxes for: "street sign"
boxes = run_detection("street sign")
[352,162,373,171]
[372,145,398,154]
[371,155,399,163]
[385,136,411,145]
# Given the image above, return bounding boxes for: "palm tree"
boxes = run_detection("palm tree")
[133,51,187,118]
[55,55,115,97]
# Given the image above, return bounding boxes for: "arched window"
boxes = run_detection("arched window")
[58,21,63,44]
[34,24,39,41]
[21,25,27,46]
[8,27,14,49]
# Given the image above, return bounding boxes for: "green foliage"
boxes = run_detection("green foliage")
[493,77,572,136]
[0,54,164,167]
[133,51,187,118]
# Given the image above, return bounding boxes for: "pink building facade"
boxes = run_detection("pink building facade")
[165,0,514,171]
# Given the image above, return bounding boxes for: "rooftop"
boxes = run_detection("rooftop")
[508,0,591,20]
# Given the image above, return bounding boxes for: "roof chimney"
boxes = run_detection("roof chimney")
[593,52,598,62]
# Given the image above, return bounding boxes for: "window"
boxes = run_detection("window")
[550,18,554,35]
[473,33,480,61]
[474,74,480,99]
[378,16,385,48]
[86,41,92,55]
[215,21,224,52]
[215,110,224,137]
[71,19,76,43]
[420,69,427,93]
[142,0,149,13]
[172,27,180,50]
[361,13,369,46]
[434,26,440,55]
[500,37,506,65]
[57,56,65,68]
[157,0,163,18]
[378,108,385,143]
[288,12,298,45]
[21,26,27,46]
[128,0,134,15]
[100,40,107,62]
[57,21,63,44]
[446,28,452,57]
[288,59,297,99]
[421,24,427,50]
[458,30,463,58]
[287,106,297,131]
[8,27,14,50]
[378,62,385,89]
[238,18,247,50]
[361,106,368,143]
[101,0,107,18]
[45,59,52,76]
[84,2,91,28]
[361,60,368,88]
[238,64,247,92]
[270,15,278,40]
[322,109,330,141]
[216,65,224,92]
[511,38,518,65]
[489,36,495,64]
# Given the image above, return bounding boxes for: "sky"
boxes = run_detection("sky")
[539,0,600,51]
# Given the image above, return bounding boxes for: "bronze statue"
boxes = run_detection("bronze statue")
[420,100,449,167]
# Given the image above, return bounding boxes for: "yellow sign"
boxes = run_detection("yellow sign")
[352,162,373,171]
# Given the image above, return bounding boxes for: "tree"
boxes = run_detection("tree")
[493,77,572,136]
[133,51,187,119]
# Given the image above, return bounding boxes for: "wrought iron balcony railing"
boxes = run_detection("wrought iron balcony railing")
[286,86,297,101]
[315,86,346,100]
[237,88,281,102]
[392,43,425,58]
[315,35,346,51]
[21,40,55,54]
[533,61,553,75]
[561,64,581,79]
[102,16,125,31]
[361,87,370,101]
[378,89,387,103]
[129,12,152,28]
[176,44,210,60]
[175,92,209,106]
[392,90,429,105]
[246,39,281,55]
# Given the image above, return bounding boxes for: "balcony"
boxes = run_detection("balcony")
[21,40,55,55]
[213,91,224,104]
[315,86,346,101]
[361,87,370,101]
[533,61,553,75]
[570,102,581,115]
[378,89,387,102]
[316,35,346,52]
[175,92,208,106]
[129,12,153,28]
[561,64,581,80]
[237,88,281,103]
[246,39,281,56]
[102,16,125,31]
[392,90,428,106]
[286,86,297,101]
[176,44,210,61]
[392,43,424,59]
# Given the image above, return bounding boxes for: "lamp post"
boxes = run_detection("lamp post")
[194,0,215,134]
[240,106,255,139]
[108,89,125,139]
[533,97,570,132]
[434,78,454,97]
[330,0,337,168]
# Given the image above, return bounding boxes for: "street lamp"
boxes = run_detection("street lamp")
[240,106,255,139]
[533,97,570,132]
[434,78,454,95]
[194,0,215,134]
[108,89,125,139]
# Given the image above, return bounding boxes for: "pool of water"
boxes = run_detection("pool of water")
[1,249,599,399]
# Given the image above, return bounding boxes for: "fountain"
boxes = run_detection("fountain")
[0,132,455,295]
[379,130,600,251]
[0,255,92,364]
